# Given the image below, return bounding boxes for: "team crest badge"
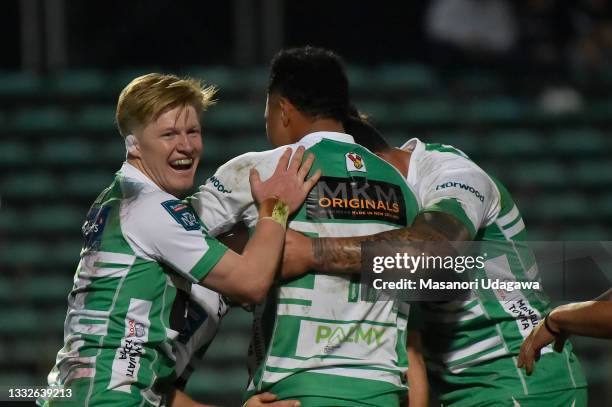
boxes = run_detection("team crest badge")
[346,152,367,172]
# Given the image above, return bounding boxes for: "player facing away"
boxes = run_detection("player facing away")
[190,46,423,406]
[283,122,588,406]
[39,73,317,407]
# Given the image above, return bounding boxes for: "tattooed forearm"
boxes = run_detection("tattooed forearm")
[312,212,471,273]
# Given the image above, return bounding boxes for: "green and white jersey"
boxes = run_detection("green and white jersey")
[401,138,586,406]
[41,163,228,407]
[191,132,419,406]
[172,285,229,390]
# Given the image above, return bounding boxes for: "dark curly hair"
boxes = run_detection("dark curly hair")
[268,46,351,121]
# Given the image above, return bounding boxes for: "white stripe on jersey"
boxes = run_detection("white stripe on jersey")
[444,336,503,364]
[261,366,403,387]
[289,220,398,237]
[266,355,394,370]
[448,347,508,374]
[497,205,520,228]
[277,303,313,317]
[280,287,315,301]
[80,251,136,278]
[72,320,108,336]
[502,219,525,239]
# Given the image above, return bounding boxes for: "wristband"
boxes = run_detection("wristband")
[260,200,289,229]
[544,313,561,336]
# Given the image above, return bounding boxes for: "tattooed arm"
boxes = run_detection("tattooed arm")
[282,211,470,277]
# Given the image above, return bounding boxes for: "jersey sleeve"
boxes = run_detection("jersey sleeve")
[190,149,289,236]
[189,152,269,236]
[122,192,229,283]
[413,153,500,238]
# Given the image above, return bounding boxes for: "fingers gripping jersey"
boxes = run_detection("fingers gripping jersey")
[191,132,420,405]
[40,163,228,407]
[401,139,586,406]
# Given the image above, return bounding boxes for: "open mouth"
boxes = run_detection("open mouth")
[169,158,194,171]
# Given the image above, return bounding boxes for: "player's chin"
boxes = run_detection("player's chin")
[167,177,195,198]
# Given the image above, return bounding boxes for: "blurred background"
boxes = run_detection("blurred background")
[0,0,611,405]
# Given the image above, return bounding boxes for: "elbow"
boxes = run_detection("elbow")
[236,283,269,304]
[242,290,267,305]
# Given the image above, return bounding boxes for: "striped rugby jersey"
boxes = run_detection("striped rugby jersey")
[40,163,228,407]
[191,131,420,405]
[401,138,586,406]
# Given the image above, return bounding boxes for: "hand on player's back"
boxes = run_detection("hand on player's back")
[250,146,321,214]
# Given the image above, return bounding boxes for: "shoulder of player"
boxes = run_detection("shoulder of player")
[411,139,501,203]
[121,190,201,232]
[413,140,489,179]
[211,148,287,180]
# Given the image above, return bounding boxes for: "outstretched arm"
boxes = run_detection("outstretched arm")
[517,288,612,375]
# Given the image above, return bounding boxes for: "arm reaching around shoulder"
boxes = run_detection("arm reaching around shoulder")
[406,331,429,407]
[202,146,321,303]
[282,211,470,278]
[517,288,612,375]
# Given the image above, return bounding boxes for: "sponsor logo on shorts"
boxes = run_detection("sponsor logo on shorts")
[436,181,485,202]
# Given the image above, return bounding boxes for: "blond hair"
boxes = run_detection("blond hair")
[115,73,216,138]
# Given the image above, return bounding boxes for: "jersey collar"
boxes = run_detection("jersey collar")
[119,162,163,192]
[399,137,420,152]
[299,131,355,147]
[399,138,424,184]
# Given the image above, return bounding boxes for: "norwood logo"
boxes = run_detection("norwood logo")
[307,176,406,226]
[208,176,232,193]
[316,324,385,353]
[436,181,485,202]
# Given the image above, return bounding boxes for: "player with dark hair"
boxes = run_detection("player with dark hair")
[282,118,588,406]
[190,46,428,406]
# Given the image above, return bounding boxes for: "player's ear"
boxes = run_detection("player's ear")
[278,97,292,127]
[125,134,142,158]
